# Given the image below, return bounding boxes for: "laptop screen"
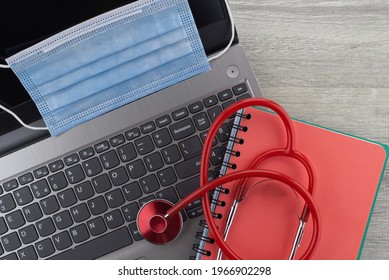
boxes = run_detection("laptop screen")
[0,0,231,136]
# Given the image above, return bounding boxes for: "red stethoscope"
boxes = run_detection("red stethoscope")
[137,98,321,260]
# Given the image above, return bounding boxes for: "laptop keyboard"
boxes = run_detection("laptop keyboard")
[0,83,251,260]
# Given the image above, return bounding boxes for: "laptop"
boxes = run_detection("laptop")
[0,0,263,260]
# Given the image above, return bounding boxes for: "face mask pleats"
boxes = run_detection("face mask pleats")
[7,0,210,136]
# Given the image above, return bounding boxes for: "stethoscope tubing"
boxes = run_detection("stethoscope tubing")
[164,98,321,260]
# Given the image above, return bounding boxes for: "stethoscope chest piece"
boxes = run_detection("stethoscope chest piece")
[137,199,183,245]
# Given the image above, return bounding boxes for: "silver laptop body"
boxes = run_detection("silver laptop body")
[0,1,262,260]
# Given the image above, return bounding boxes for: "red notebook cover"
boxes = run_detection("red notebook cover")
[198,106,388,260]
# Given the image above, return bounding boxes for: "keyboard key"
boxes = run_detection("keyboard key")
[218,89,233,101]
[188,101,203,114]
[186,206,204,219]
[100,150,120,170]
[121,203,139,222]
[0,253,18,260]
[186,198,202,210]
[88,196,108,216]
[207,106,222,122]
[35,238,55,258]
[122,182,143,201]
[109,134,125,147]
[91,174,112,193]
[52,231,73,251]
[33,166,50,179]
[232,83,248,95]
[169,118,196,140]
[139,174,160,194]
[2,179,18,192]
[94,141,110,153]
[161,145,182,164]
[105,189,125,208]
[117,142,137,162]
[139,195,155,207]
[65,165,85,184]
[126,159,147,179]
[200,131,218,147]
[179,136,202,159]
[70,203,91,223]
[0,186,2,195]
[13,186,33,206]
[48,172,68,191]
[48,160,64,172]
[104,210,124,229]
[156,167,177,187]
[53,210,73,230]
[151,128,172,148]
[70,224,90,244]
[109,166,129,186]
[176,176,200,199]
[125,128,141,141]
[140,121,156,134]
[86,217,107,236]
[22,203,43,223]
[134,135,155,155]
[236,93,251,101]
[222,99,235,110]
[203,95,218,108]
[74,181,95,201]
[50,227,132,260]
[129,223,143,241]
[175,155,202,179]
[18,173,34,185]
[0,217,7,235]
[79,147,95,160]
[0,193,16,213]
[217,123,231,142]
[40,195,60,215]
[82,157,103,176]
[144,152,164,172]
[64,153,80,166]
[211,147,224,166]
[1,232,21,252]
[36,217,56,237]
[172,107,189,121]
[17,245,38,260]
[57,188,77,208]
[193,112,211,131]
[5,210,25,230]
[156,187,179,204]
[19,225,39,244]
[30,179,51,199]
[156,115,172,127]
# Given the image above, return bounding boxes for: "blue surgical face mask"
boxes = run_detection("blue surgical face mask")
[6,0,210,136]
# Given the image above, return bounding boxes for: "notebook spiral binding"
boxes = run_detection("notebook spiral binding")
[191,110,250,258]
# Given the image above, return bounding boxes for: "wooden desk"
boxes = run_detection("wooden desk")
[230,0,389,259]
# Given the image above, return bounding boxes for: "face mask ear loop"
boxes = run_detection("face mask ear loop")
[0,103,49,131]
[1,62,48,131]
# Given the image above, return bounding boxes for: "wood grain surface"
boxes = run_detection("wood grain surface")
[229,0,389,259]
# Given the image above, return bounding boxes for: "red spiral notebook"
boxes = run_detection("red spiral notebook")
[195,106,388,260]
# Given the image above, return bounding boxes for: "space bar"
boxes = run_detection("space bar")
[49,227,133,260]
